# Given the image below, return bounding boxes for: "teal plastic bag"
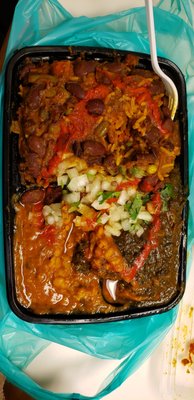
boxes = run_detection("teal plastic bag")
[0,0,194,398]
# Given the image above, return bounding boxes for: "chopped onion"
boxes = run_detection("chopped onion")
[78,203,95,218]
[101,180,112,191]
[108,221,122,230]
[58,156,87,175]
[63,192,80,204]
[127,187,137,198]
[136,226,144,237]
[119,208,129,220]
[50,203,61,212]
[66,168,79,179]
[105,225,121,237]
[43,205,52,217]
[90,177,102,197]
[91,199,110,210]
[67,174,89,192]
[121,219,131,231]
[98,213,109,224]
[57,174,68,187]
[115,174,123,184]
[109,205,121,222]
[138,210,153,222]
[47,215,55,225]
[88,168,97,176]
[85,184,90,193]
[117,190,129,205]
[62,152,74,160]
[81,193,96,204]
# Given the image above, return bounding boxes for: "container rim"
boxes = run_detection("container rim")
[3,45,188,324]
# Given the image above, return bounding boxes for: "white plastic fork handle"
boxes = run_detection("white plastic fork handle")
[145,0,178,119]
[145,0,161,75]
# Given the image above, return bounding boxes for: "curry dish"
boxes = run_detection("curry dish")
[12,53,185,315]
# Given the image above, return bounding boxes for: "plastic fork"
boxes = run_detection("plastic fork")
[145,0,178,120]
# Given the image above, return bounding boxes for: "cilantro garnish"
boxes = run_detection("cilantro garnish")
[161,183,174,200]
[161,183,174,212]
[125,194,143,220]
[142,193,151,205]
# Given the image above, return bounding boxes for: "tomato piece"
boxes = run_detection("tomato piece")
[112,78,125,91]
[116,179,140,191]
[107,197,118,204]
[85,84,111,101]
[51,60,73,77]
[140,180,154,192]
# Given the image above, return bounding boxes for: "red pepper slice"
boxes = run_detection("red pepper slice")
[124,243,152,282]
[151,192,162,215]
[123,193,162,283]
[116,179,140,191]
[107,197,118,204]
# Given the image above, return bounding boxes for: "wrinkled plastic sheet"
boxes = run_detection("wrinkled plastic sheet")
[0,0,194,398]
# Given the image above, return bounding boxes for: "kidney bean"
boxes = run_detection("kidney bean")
[74,60,96,77]
[25,152,42,178]
[162,140,174,151]
[95,70,111,85]
[45,186,63,205]
[161,105,171,119]
[83,140,106,156]
[131,68,154,78]
[105,62,122,73]
[20,188,45,205]
[19,64,34,80]
[50,104,66,122]
[25,83,46,110]
[43,139,55,166]
[23,120,36,136]
[150,80,165,95]
[65,82,85,99]
[27,135,46,158]
[146,127,161,147]
[86,99,104,115]
[162,117,174,133]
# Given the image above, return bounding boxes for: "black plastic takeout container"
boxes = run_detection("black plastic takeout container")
[3,46,188,324]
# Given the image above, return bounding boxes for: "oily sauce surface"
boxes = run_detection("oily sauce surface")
[14,168,184,314]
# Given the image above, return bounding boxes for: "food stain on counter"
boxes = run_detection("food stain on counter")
[164,305,194,376]
[189,306,193,319]
[181,342,194,373]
